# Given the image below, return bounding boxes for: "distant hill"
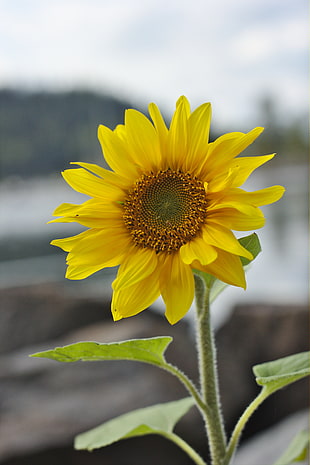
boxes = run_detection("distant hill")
[0,89,135,179]
[0,89,307,180]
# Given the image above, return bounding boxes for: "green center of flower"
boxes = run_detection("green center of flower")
[123,170,208,253]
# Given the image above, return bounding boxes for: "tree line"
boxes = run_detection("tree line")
[0,89,133,179]
[0,89,307,180]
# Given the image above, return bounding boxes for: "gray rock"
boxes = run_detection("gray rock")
[0,284,111,354]
[216,303,309,436]
[0,308,203,463]
[0,284,307,464]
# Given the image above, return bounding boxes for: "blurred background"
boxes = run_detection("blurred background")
[0,1,308,464]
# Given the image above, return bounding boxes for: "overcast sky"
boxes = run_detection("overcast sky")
[0,0,308,127]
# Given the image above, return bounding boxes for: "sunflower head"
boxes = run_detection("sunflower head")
[123,169,209,253]
[50,96,285,324]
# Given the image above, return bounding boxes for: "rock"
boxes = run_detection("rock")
[0,284,307,464]
[0,284,110,354]
[0,303,203,464]
[216,303,309,438]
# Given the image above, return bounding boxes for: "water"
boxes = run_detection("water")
[0,165,308,324]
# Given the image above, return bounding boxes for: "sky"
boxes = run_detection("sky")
[0,0,308,127]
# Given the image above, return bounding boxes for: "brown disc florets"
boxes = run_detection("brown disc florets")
[123,169,208,253]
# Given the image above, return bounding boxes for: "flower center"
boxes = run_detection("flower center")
[123,170,208,253]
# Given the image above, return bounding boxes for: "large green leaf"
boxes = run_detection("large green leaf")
[30,336,173,366]
[272,430,309,465]
[253,351,310,394]
[74,397,195,451]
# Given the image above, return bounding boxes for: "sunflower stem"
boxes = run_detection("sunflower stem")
[194,274,227,465]
[222,387,269,465]
[160,432,208,465]
[163,363,208,415]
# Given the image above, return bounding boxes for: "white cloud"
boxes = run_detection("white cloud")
[0,0,308,125]
[232,16,308,63]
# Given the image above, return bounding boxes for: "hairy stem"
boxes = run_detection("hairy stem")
[194,274,227,465]
[164,363,208,415]
[222,388,269,465]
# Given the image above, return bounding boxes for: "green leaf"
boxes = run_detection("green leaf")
[238,232,261,266]
[272,429,309,465]
[253,351,310,394]
[30,336,173,366]
[74,397,195,451]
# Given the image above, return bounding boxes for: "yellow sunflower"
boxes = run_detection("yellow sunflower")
[50,96,285,324]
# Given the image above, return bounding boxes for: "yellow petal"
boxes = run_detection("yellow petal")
[159,254,195,324]
[66,227,130,265]
[114,123,126,139]
[201,127,264,182]
[112,247,158,291]
[98,125,138,180]
[124,109,162,169]
[202,223,253,259]
[207,197,265,215]
[208,154,275,191]
[209,127,264,163]
[167,96,190,169]
[180,236,217,265]
[211,186,286,206]
[201,249,246,289]
[148,102,168,154]
[207,208,265,231]
[51,231,88,252]
[65,263,108,280]
[70,162,129,188]
[231,154,276,188]
[176,95,191,115]
[51,202,83,218]
[62,168,125,200]
[111,270,161,320]
[51,230,127,280]
[185,102,211,174]
[51,198,120,217]
[52,227,130,271]
[49,199,122,228]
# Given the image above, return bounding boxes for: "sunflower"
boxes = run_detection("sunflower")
[50,96,285,324]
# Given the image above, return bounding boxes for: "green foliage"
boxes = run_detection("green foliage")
[29,317,309,465]
[30,336,173,366]
[1,89,307,181]
[253,351,310,395]
[272,430,309,465]
[241,96,308,164]
[238,233,261,266]
[30,336,205,420]
[0,89,132,179]
[74,397,195,451]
